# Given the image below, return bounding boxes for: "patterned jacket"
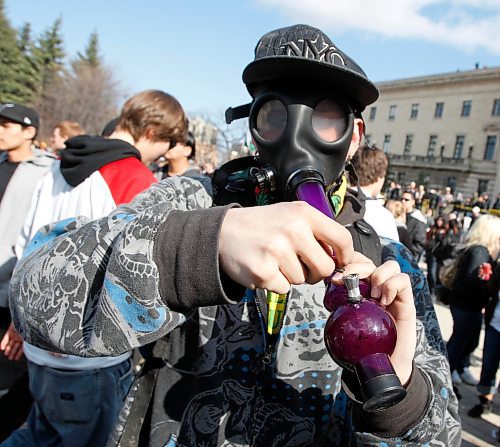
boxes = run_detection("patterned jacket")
[10,177,461,446]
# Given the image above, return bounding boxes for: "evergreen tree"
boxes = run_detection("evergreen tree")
[17,22,31,53]
[76,31,101,68]
[17,22,41,101]
[0,0,36,103]
[33,17,65,91]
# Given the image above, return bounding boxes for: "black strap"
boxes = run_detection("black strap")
[115,365,159,447]
[107,341,169,447]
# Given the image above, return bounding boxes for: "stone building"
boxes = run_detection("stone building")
[366,67,500,197]
[189,116,219,168]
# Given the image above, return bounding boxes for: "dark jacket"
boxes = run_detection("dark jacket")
[406,212,427,259]
[451,245,493,311]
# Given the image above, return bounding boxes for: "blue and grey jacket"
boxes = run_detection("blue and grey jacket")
[10,177,461,446]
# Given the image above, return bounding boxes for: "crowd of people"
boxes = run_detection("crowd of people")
[367,170,499,431]
[0,22,497,447]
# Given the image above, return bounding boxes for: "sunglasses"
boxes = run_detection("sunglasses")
[401,198,412,202]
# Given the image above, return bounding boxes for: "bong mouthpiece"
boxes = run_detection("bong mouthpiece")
[343,274,361,303]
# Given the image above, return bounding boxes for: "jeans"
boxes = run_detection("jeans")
[477,325,500,395]
[1,358,133,447]
[446,305,483,374]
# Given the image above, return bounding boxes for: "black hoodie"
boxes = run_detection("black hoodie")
[60,135,141,187]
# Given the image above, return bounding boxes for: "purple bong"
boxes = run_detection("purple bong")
[294,173,406,411]
[324,274,406,410]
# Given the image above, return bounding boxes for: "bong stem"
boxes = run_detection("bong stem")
[295,181,335,220]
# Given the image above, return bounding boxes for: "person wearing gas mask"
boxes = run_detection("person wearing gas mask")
[7,25,459,447]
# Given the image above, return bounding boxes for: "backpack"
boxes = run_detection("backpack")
[438,248,467,290]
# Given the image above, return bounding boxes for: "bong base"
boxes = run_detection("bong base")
[361,374,407,411]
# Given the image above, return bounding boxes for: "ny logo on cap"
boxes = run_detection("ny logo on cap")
[280,37,346,67]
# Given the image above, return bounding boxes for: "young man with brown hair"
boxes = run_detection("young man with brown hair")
[350,144,399,241]
[2,90,187,447]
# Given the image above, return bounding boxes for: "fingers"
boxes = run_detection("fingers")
[3,339,24,361]
[330,252,376,284]
[369,261,416,321]
[369,260,402,302]
[301,204,354,267]
[219,202,355,292]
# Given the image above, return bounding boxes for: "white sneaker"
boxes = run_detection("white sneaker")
[451,370,462,385]
[460,368,479,386]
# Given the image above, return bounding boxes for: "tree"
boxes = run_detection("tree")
[33,17,65,90]
[76,31,101,68]
[17,22,32,53]
[0,0,36,103]
[36,31,123,138]
[17,22,42,103]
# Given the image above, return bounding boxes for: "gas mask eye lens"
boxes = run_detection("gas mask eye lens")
[255,99,287,141]
[312,100,347,143]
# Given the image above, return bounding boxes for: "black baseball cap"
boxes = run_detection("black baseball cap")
[0,103,40,130]
[242,24,379,111]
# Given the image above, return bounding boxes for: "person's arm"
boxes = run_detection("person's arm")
[456,246,491,292]
[348,241,461,446]
[11,179,370,358]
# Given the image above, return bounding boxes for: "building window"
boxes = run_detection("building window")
[403,134,413,156]
[492,99,500,116]
[478,179,489,195]
[410,103,419,119]
[461,100,472,117]
[453,135,465,159]
[383,134,391,153]
[427,135,437,157]
[388,105,397,120]
[369,107,376,120]
[484,135,497,160]
[434,102,444,118]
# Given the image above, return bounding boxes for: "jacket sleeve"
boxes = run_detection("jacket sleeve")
[9,177,242,357]
[349,240,461,446]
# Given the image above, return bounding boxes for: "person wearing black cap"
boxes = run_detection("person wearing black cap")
[8,25,459,447]
[0,103,55,440]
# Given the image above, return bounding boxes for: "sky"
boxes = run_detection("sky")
[5,0,500,121]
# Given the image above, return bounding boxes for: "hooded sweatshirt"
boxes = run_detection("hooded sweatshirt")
[17,135,156,256]
[16,135,156,370]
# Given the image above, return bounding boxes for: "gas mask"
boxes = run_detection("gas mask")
[228,84,355,202]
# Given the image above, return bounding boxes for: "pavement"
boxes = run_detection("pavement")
[434,300,499,446]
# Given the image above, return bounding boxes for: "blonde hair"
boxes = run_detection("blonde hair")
[463,214,500,258]
[55,121,85,139]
